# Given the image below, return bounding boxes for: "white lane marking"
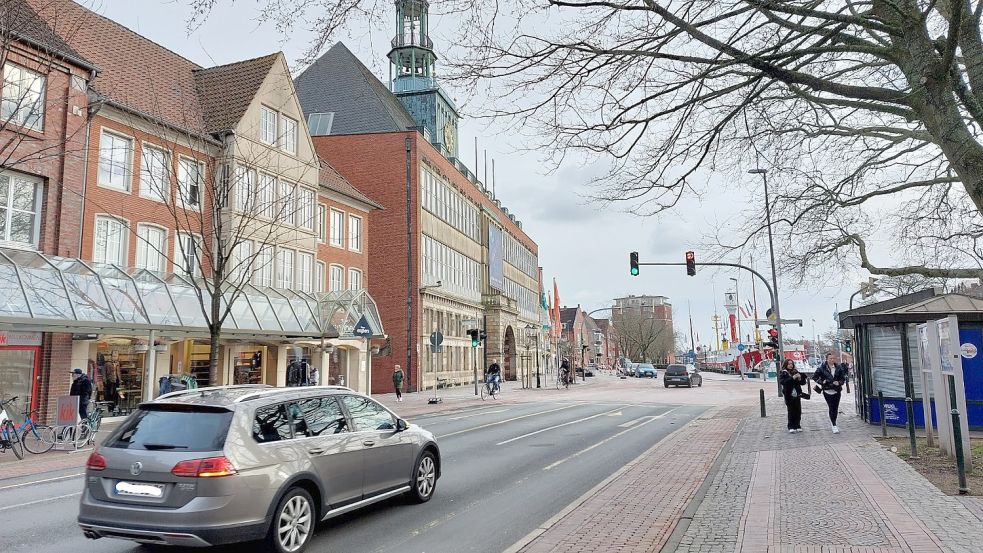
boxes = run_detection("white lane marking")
[0,472,85,491]
[496,406,632,446]
[618,416,650,428]
[410,405,509,421]
[447,409,508,421]
[437,404,581,439]
[543,408,679,471]
[0,491,81,512]
[606,411,623,417]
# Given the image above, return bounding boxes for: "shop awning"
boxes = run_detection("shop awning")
[0,248,385,340]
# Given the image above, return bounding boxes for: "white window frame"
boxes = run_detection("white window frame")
[98,130,133,191]
[2,63,45,131]
[278,179,295,224]
[176,232,202,277]
[348,214,362,252]
[93,215,128,265]
[329,264,344,292]
[276,248,295,289]
[297,187,315,230]
[347,267,362,291]
[329,208,344,248]
[230,239,254,283]
[280,115,298,154]
[0,170,43,248]
[260,106,277,145]
[317,204,327,243]
[315,261,326,293]
[177,156,204,208]
[139,143,170,203]
[235,165,256,213]
[296,251,314,293]
[258,172,276,219]
[135,224,167,273]
[253,244,274,288]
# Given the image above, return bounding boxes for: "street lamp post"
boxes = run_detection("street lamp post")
[748,168,785,370]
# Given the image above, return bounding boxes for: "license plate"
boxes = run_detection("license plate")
[115,481,164,498]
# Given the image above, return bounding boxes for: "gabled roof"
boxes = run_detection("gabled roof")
[29,0,206,134]
[559,307,580,328]
[318,159,382,210]
[194,53,280,134]
[294,42,418,135]
[6,0,95,71]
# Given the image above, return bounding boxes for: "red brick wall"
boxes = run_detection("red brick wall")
[80,114,214,269]
[38,333,73,424]
[316,195,370,286]
[313,132,420,392]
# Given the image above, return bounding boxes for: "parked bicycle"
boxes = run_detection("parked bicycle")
[58,401,106,449]
[0,397,25,459]
[15,400,56,454]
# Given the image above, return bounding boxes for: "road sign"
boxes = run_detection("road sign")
[429,344,443,353]
[430,331,444,346]
[737,343,746,352]
[353,315,374,337]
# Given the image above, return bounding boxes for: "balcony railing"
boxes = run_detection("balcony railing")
[392,35,434,49]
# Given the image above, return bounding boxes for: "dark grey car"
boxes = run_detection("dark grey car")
[78,385,440,552]
[663,364,702,388]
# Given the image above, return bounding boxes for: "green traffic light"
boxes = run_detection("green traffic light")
[472,339,480,347]
[630,267,639,276]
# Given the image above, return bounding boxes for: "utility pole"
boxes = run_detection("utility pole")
[688,300,696,354]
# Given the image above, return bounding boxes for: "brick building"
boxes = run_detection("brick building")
[611,295,675,364]
[295,2,543,393]
[0,0,385,421]
[0,0,96,422]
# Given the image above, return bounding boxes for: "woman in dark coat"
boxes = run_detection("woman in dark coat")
[778,359,806,433]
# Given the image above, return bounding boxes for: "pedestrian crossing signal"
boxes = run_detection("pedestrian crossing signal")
[630,252,639,276]
[469,329,480,347]
[844,340,852,353]
[685,251,696,276]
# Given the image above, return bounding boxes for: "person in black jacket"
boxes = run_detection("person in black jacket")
[812,353,849,434]
[70,368,93,420]
[778,359,806,433]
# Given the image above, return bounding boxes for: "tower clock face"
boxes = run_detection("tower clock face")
[443,121,456,153]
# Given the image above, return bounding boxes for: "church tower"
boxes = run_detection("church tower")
[388,0,460,157]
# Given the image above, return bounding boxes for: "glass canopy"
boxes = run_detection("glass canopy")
[0,248,385,340]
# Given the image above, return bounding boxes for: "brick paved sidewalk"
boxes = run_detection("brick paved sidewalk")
[675,393,983,553]
[511,406,748,553]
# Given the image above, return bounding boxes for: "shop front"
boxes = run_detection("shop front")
[0,248,386,422]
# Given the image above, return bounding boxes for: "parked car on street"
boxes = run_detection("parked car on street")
[663,364,702,388]
[78,384,440,553]
[636,363,658,378]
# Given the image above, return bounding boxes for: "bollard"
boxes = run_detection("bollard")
[948,375,970,495]
[905,397,918,459]
[845,375,851,394]
[878,391,887,438]
[759,388,766,418]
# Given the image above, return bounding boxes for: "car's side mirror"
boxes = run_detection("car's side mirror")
[396,418,409,432]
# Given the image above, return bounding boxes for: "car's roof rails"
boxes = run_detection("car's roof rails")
[234,385,354,403]
[156,384,272,401]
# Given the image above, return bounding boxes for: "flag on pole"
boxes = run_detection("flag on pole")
[739,305,751,318]
[552,279,561,337]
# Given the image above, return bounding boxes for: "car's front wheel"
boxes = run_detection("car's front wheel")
[268,487,315,553]
[408,451,437,503]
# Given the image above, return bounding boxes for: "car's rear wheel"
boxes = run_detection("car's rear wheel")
[408,451,437,503]
[268,487,315,553]
[663,382,669,388]
[687,381,692,388]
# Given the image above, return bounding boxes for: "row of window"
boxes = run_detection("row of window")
[2,63,45,132]
[93,215,363,293]
[99,129,205,205]
[231,165,318,232]
[259,106,299,155]
[316,203,362,252]
[421,234,481,302]
[504,232,537,279]
[420,166,481,242]
[504,277,539,321]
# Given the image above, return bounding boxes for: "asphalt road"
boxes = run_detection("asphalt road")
[0,392,706,553]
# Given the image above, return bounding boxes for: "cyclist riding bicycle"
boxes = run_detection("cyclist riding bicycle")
[560,358,571,385]
[486,359,502,393]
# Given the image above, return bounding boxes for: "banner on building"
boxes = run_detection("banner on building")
[0,331,42,346]
[488,225,504,291]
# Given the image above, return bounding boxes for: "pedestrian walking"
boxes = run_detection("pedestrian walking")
[70,368,93,420]
[393,365,404,402]
[812,353,848,434]
[778,359,808,433]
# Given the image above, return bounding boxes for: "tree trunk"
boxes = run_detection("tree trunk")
[209,289,222,384]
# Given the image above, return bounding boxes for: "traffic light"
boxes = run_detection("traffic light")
[629,251,639,276]
[685,250,696,276]
[844,339,853,353]
[469,329,480,347]
[763,328,779,349]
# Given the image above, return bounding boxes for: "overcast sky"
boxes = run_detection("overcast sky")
[90,0,879,348]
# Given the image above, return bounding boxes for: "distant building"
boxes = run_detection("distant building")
[611,295,675,363]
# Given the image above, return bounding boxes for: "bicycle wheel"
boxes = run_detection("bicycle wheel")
[89,409,103,433]
[74,422,92,448]
[480,383,487,400]
[1,421,24,459]
[22,424,55,454]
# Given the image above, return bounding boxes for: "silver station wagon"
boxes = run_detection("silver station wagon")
[78,385,440,552]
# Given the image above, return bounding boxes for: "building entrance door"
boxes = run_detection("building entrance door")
[503,326,516,381]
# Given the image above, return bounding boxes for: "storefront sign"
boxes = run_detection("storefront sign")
[0,331,42,346]
[56,395,79,426]
[960,342,978,359]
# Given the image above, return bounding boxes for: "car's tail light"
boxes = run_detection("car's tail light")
[171,456,238,478]
[86,451,107,471]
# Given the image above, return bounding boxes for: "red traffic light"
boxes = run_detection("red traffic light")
[685,251,695,261]
[768,328,778,338]
[685,251,696,276]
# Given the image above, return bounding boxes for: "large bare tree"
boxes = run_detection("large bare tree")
[189,0,983,281]
[612,309,674,362]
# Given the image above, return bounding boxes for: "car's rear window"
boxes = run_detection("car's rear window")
[666,365,688,375]
[105,405,233,451]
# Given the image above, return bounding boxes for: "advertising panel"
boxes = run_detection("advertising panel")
[488,225,504,291]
